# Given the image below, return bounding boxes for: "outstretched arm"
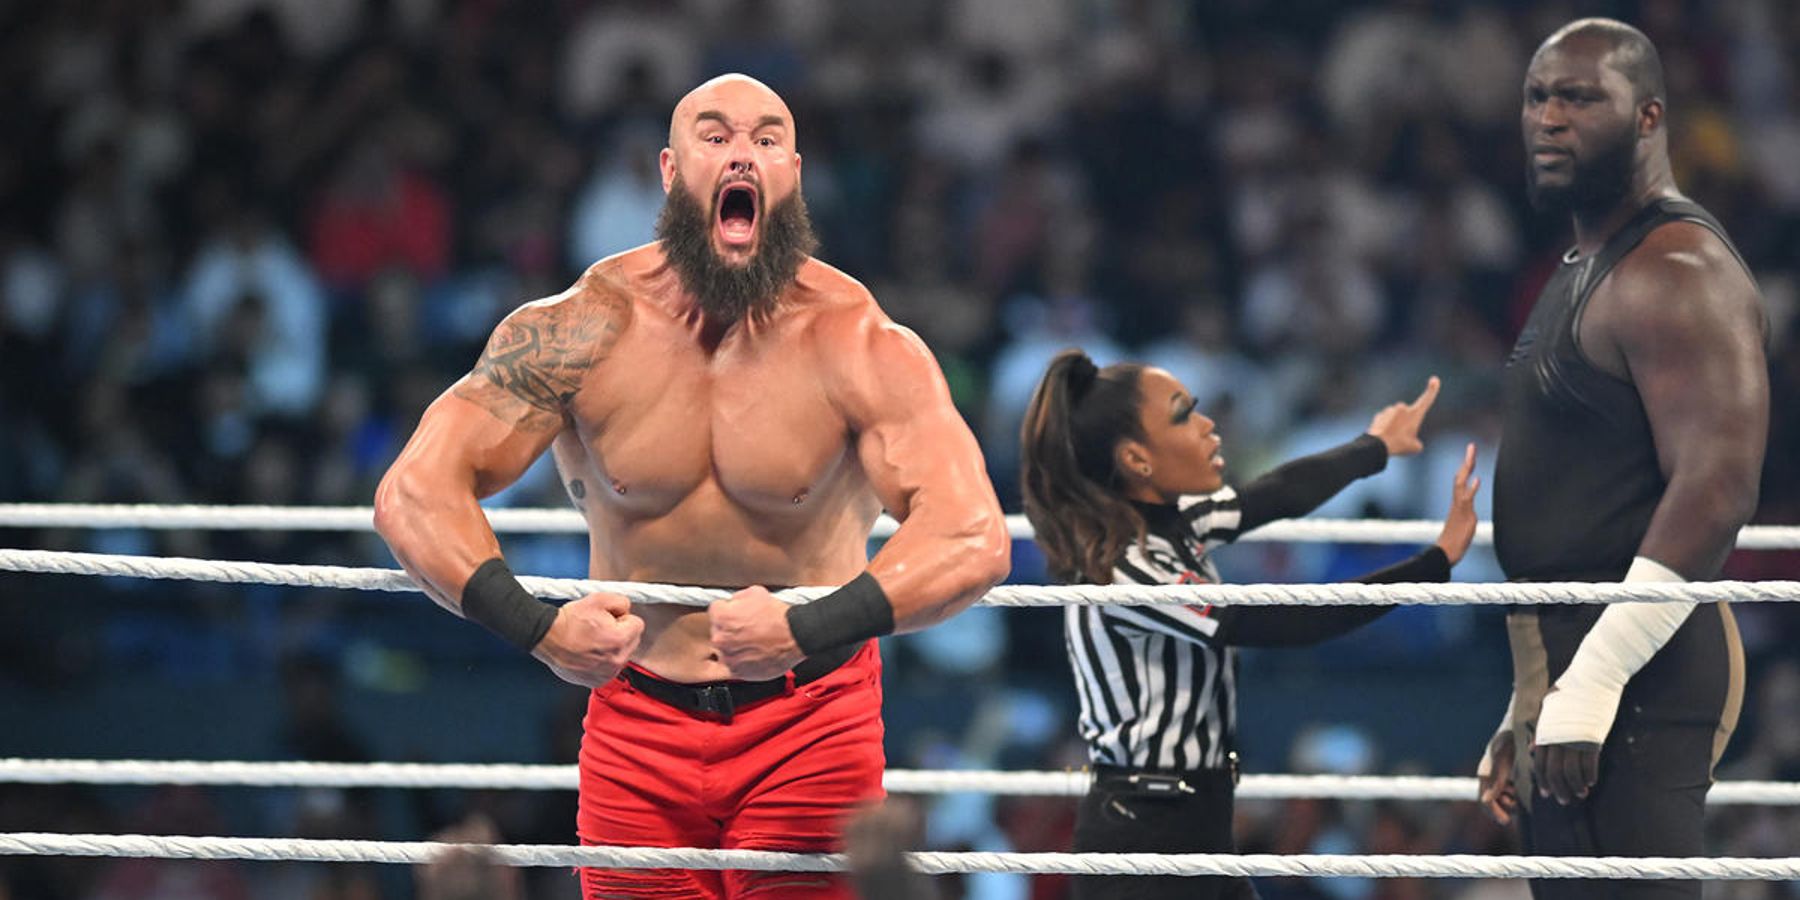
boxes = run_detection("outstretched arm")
[1233,377,1439,533]
[1533,224,1768,804]
[1222,442,1477,647]
[375,283,642,685]
[1232,436,1387,533]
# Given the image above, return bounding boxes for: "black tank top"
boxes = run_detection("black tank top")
[1494,198,1747,581]
[1496,198,1749,729]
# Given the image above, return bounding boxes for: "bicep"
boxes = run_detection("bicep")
[1620,268,1768,485]
[391,387,562,499]
[848,325,992,520]
[405,283,625,494]
[857,405,989,521]
[452,292,610,434]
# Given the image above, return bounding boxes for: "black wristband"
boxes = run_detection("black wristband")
[460,558,559,652]
[786,571,895,656]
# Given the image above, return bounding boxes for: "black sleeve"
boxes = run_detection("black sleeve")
[1352,544,1452,585]
[1215,546,1450,648]
[1234,434,1388,534]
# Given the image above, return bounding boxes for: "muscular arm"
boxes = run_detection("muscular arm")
[1607,226,1768,577]
[1532,225,1768,763]
[373,284,628,612]
[830,311,1010,632]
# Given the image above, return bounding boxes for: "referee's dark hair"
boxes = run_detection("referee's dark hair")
[1020,349,1148,584]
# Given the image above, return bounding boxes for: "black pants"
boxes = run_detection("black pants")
[1512,602,1740,900]
[1071,767,1257,900]
[1520,719,1716,900]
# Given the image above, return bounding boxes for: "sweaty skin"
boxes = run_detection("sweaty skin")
[375,76,1009,686]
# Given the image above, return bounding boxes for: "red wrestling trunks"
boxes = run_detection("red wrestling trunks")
[576,640,885,899]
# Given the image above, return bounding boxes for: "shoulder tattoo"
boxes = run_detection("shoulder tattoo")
[454,286,630,431]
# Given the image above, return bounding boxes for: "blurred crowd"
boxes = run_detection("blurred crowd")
[1,0,1797,897]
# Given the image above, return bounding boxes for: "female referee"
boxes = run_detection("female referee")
[1020,348,1480,900]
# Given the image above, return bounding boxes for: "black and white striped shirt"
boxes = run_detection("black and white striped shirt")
[1066,488,1247,771]
[1063,435,1451,773]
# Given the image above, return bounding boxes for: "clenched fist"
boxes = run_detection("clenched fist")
[531,591,643,687]
[709,586,805,681]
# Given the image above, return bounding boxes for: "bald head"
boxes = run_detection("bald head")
[655,73,813,318]
[669,74,796,151]
[1535,18,1666,107]
[1522,18,1672,217]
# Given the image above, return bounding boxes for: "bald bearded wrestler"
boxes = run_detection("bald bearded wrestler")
[1478,19,1767,900]
[375,74,1010,899]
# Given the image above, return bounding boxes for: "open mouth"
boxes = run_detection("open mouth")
[716,184,759,247]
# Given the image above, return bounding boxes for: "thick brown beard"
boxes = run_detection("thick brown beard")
[655,174,819,324]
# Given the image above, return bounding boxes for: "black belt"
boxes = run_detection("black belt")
[620,641,861,722]
[1093,756,1239,795]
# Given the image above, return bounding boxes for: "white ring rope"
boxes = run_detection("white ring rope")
[2,759,1795,806]
[0,833,1796,879]
[2,547,1794,607]
[1,504,1795,549]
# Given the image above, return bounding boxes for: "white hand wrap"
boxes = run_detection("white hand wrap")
[1476,688,1516,778]
[1533,556,1693,746]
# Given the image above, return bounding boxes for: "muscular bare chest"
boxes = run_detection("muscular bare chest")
[553,313,855,522]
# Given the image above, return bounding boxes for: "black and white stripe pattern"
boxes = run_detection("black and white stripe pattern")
[1066,487,1243,771]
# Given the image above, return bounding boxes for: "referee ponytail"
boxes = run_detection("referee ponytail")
[1020,349,1148,584]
